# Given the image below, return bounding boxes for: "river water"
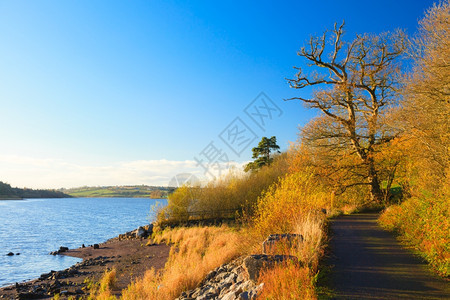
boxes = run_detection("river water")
[0,197,165,287]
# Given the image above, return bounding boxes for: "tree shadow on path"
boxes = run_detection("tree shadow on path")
[320,213,449,299]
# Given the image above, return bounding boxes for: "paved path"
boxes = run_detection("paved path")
[325,213,449,299]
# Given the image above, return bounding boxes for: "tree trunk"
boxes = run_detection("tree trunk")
[367,159,383,203]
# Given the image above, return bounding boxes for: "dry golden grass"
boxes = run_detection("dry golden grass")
[255,213,326,299]
[258,261,317,300]
[99,269,117,292]
[121,225,256,300]
[292,212,326,271]
[88,268,117,300]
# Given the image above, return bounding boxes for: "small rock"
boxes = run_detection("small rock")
[59,246,69,252]
[251,283,264,299]
[93,244,99,249]
[221,290,237,300]
[16,253,20,255]
[203,270,217,282]
[136,226,148,238]
[6,252,14,256]
[16,292,41,300]
[82,244,85,248]
[146,223,154,235]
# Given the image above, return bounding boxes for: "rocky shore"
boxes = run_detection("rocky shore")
[0,225,169,300]
[1,227,303,300]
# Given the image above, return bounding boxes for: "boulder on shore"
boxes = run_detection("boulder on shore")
[136,226,147,238]
[115,223,154,240]
[136,224,154,238]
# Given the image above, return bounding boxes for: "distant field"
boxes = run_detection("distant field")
[63,185,175,199]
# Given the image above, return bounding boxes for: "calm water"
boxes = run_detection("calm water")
[0,197,166,287]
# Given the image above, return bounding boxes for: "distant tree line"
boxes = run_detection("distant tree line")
[0,181,71,199]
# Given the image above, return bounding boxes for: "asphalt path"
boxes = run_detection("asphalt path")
[325,213,449,299]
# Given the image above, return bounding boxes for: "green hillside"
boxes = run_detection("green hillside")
[62,185,175,198]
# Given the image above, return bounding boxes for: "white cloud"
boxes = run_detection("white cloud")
[0,155,247,189]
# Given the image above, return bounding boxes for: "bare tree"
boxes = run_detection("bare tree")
[287,23,407,203]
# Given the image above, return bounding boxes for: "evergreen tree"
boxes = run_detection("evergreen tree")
[244,136,280,172]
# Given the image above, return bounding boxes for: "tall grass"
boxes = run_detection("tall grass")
[254,213,326,300]
[121,225,256,300]
[293,213,326,271]
[88,268,117,300]
[258,261,317,300]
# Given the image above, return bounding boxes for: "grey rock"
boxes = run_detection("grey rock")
[177,256,266,300]
[243,254,298,282]
[136,226,148,238]
[251,283,264,299]
[203,270,217,282]
[146,223,154,235]
[15,292,42,300]
[262,233,303,254]
[221,290,237,300]
[239,291,250,300]
[6,252,14,256]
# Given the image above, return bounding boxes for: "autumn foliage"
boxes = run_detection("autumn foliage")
[379,1,450,277]
[156,153,289,225]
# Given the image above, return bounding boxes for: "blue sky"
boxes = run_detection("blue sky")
[0,0,435,188]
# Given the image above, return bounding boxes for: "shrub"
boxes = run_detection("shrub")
[253,171,329,238]
[379,191,450,277]
[156,154,289,224]
[99,268,117,292]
